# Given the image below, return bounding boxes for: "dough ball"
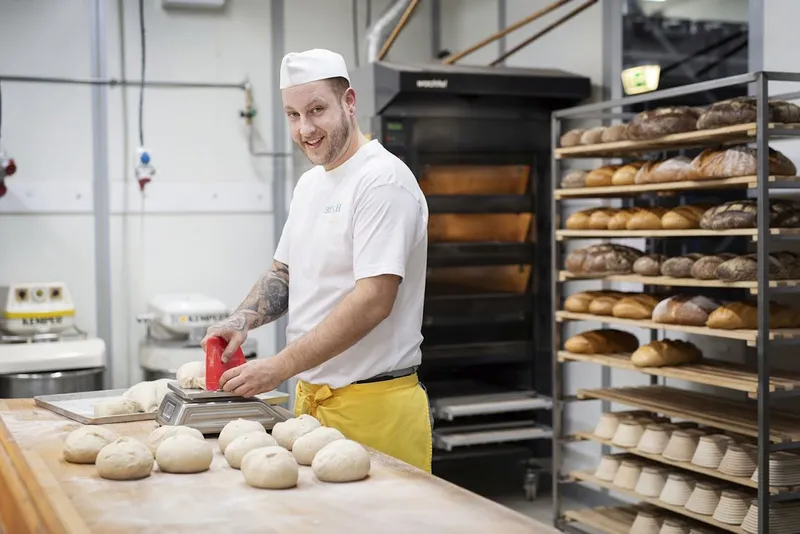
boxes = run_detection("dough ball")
[312,439,371,483]
[93,397,141,417]
[241,446,298,489]
[176,361,205,389]
[96,437,154,481]
[271,414,321,450]
[148,425,205,455]
[123,381,159,412]
[218,418,266,454]
[153,378,172,407]
[292,426,345,466]
[224,431,278,469]
[63,425,118,464]
[156,434,213,474]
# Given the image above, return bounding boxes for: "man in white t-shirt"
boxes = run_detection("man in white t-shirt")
[201,49,432,472]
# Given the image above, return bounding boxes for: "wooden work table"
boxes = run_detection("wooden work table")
[0,399,555,534]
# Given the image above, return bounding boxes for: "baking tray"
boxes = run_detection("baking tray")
[34,388,158,425]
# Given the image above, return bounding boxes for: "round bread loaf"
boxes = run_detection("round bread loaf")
[580,127,606,145]
[612,294,660,320]
[588,294,623,316]
[688,145,797,179]
[626,207,668,230]
[690,254,738,280]
[627,106,702,140]
[715,252,800,282]
[660,254,704,278]
[601,123,629,143]
[611,162,644,186]
[565,244,643,275]
[561,170,587,189]
[564,329,640,354]
[633,254,667,276]
[588,209,617,230]
[585,166,619,187]
[560,129,585,147]
[607,208,638,230]
[661,205,710,230]
[652,295,720,326]
[696,97,800,130]
[700,199,800,230]
[563,290,625,313]
[565,208,600,230]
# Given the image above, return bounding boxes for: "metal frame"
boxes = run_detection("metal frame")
[550,70,800,534]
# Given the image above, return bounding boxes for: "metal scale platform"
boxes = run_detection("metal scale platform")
[156,381,290,435]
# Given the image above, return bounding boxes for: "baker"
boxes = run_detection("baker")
[201,48,432,473]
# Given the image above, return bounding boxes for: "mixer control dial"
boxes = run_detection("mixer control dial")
[16,288,28,301]
[32,288,45,302]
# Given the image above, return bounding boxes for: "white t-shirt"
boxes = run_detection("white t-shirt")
[274,139,429,388]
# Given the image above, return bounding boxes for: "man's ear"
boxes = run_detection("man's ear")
[344,87,356,115]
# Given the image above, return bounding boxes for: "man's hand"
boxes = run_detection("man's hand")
[219,357,291,398]
[200,313,248,363]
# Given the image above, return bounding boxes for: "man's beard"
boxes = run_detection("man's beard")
[300,111,352,166]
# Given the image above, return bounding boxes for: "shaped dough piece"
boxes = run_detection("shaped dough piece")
[241,446,299,489]
[93,397,141,417]
[176,361,205,389]
[225,431,279,469]
[292,426,346,466]
[63,425,118,464]
[271,414,321,450]
[123,381,160,412]
[148,425,205,455]
[156,434,213,474]
[312,439,371,483]
[218,418,266,454]
[96,437,154,481]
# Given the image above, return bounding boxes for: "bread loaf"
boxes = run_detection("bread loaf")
[688,146,797,179]
[560,129,585,147]
[627,106,702,140]
[564,329,640,354]
[699,199,800,230]
[607,208,637,230]
[661,205,710,230]
[634,157,694,184]
[627,207,669,230]
[561,170,587,189]
[612,294,660,320]
[661,254,704,278]
[631,340,702,368]
[601,123,629,143]
[633,254,667,276]
[580,127,606,145]
[611,162,644,186]
[565,244,643,275]
[585,166,619,187]
[588,294,624,316]
[652,295,721,326]
[566,208,600,230]
[715,252,800,282]
[588,209,617,230]
[696,97,800,130]
[690,254,738,280]
[706,301,800,329]
[564,291,614,313]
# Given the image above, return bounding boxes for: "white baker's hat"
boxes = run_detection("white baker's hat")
[279,49,350,89]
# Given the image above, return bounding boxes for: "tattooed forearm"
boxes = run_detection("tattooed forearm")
[231,261,290,330]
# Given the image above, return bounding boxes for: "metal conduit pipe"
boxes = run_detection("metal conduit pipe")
[365,0,415,62]
[0,74,246,90]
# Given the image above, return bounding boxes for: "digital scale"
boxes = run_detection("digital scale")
[156,381,290,435]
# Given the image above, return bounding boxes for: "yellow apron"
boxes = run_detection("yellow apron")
[294,373,433,473]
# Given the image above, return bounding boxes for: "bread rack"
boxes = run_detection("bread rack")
[550,71,800,534]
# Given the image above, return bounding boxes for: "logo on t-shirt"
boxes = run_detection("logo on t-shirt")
[324,203,342,214]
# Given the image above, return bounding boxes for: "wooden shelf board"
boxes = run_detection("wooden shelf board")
[557,272,800,293]
[575,385,800,443]
[554,122,800,159]
[571,430,790,493]
[557,351,800,396]
[570,470,747,533]
[555,228,800,240]
[563,505,643,534]
[555,311,800,344]
[554,175,800,199]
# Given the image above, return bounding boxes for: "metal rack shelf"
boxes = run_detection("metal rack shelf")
[558,271,800,293]
[550,70,800,534]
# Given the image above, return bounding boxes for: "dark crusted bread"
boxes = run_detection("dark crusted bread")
[661,254,705,278]
[716,252,800,282]
[699,200,800,230]
[696,97,800,130]
[565,244,643,275]
[690,254,738,280]
[688,145,797,179]
[627,106,703,140]
[633,254,667,276]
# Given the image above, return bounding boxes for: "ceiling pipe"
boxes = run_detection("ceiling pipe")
[365,0,416,63]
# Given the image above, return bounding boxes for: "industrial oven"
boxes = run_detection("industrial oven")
[352,61,591,498]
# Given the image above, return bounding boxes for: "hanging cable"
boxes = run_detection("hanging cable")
[138,0,146,147]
